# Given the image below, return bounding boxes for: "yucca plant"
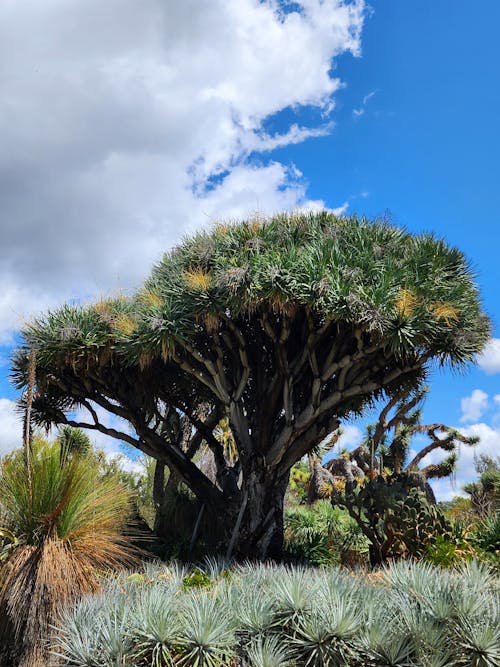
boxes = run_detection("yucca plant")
[358,617,416,667]
[55,596,109,666]
[129,584,179,666]
[269,567,317,630]
[55,559,499,667]
[0,437,136,666]
[56,590,133,667]
[233,585,276,637]
[245,635,293,667]
[176,592,236,666]
[382,560,500,667]
[451,616,500,667]
[290,592,361,666]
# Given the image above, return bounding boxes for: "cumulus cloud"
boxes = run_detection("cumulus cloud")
[0,0,365,342]
[337,424,364,450]
[422,422,500,501]
[0,398,23,456]
[460,389,488,423]
[477,338,500,374]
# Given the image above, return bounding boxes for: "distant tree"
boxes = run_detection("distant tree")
[463,455,500,518]
[56,425,92,463]
[12,212,489,559]
[327,387,479,564]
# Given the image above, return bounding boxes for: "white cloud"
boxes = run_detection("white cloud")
[362,90,377,105]
[0,397,143,473]
[0,0,366,468]
[459,389,488,423]
[0,398,23,456]
[0,0,366,342]
[337,424,363,451]
[353,88,377,117]
[477,338,500,374]
[425,422,500,501]
[0,280,63,345]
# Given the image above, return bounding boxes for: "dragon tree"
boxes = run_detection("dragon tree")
[12,212,489,559]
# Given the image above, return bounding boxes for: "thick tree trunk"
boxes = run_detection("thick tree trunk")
[231,459,289,561]
[369,543,384,567]
[153,460,166,509]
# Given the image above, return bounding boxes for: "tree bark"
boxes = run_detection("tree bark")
[369,543,384,567]
[153,459,166,510]
[232,459,289,560]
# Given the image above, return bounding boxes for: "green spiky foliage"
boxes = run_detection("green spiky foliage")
[245,635,293,667]
[332,474,452,565]
[0,437,136,666]
[283,501,369,566]
[56,425,92,463]
[12,212,489,560]
[463,455,500,518]
[327,386,479,491]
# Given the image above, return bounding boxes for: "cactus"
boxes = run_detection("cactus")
[332,472,452,564]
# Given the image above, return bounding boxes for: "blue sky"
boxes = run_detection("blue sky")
[0,0,498,497]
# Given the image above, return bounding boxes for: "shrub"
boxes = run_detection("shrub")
[283,501,368,566]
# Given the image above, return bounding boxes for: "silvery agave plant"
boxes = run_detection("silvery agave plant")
[54,560,499,667]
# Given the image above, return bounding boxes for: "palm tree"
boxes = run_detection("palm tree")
[0,436,136,667]
[56,425,92,463]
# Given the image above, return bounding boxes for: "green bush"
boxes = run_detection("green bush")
[283,501,369,566]
[471,513,500,555]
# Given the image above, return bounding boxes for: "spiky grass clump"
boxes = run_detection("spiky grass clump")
[0,438,136,666]
[245,635,293,667]
[55,560,499,667]
[379,560,500,667]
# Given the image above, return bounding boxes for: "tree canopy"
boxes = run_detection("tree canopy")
[12,212,490,559]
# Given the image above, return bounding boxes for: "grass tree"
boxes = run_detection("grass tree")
[12,212,489,560]
[0,437,136,666]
